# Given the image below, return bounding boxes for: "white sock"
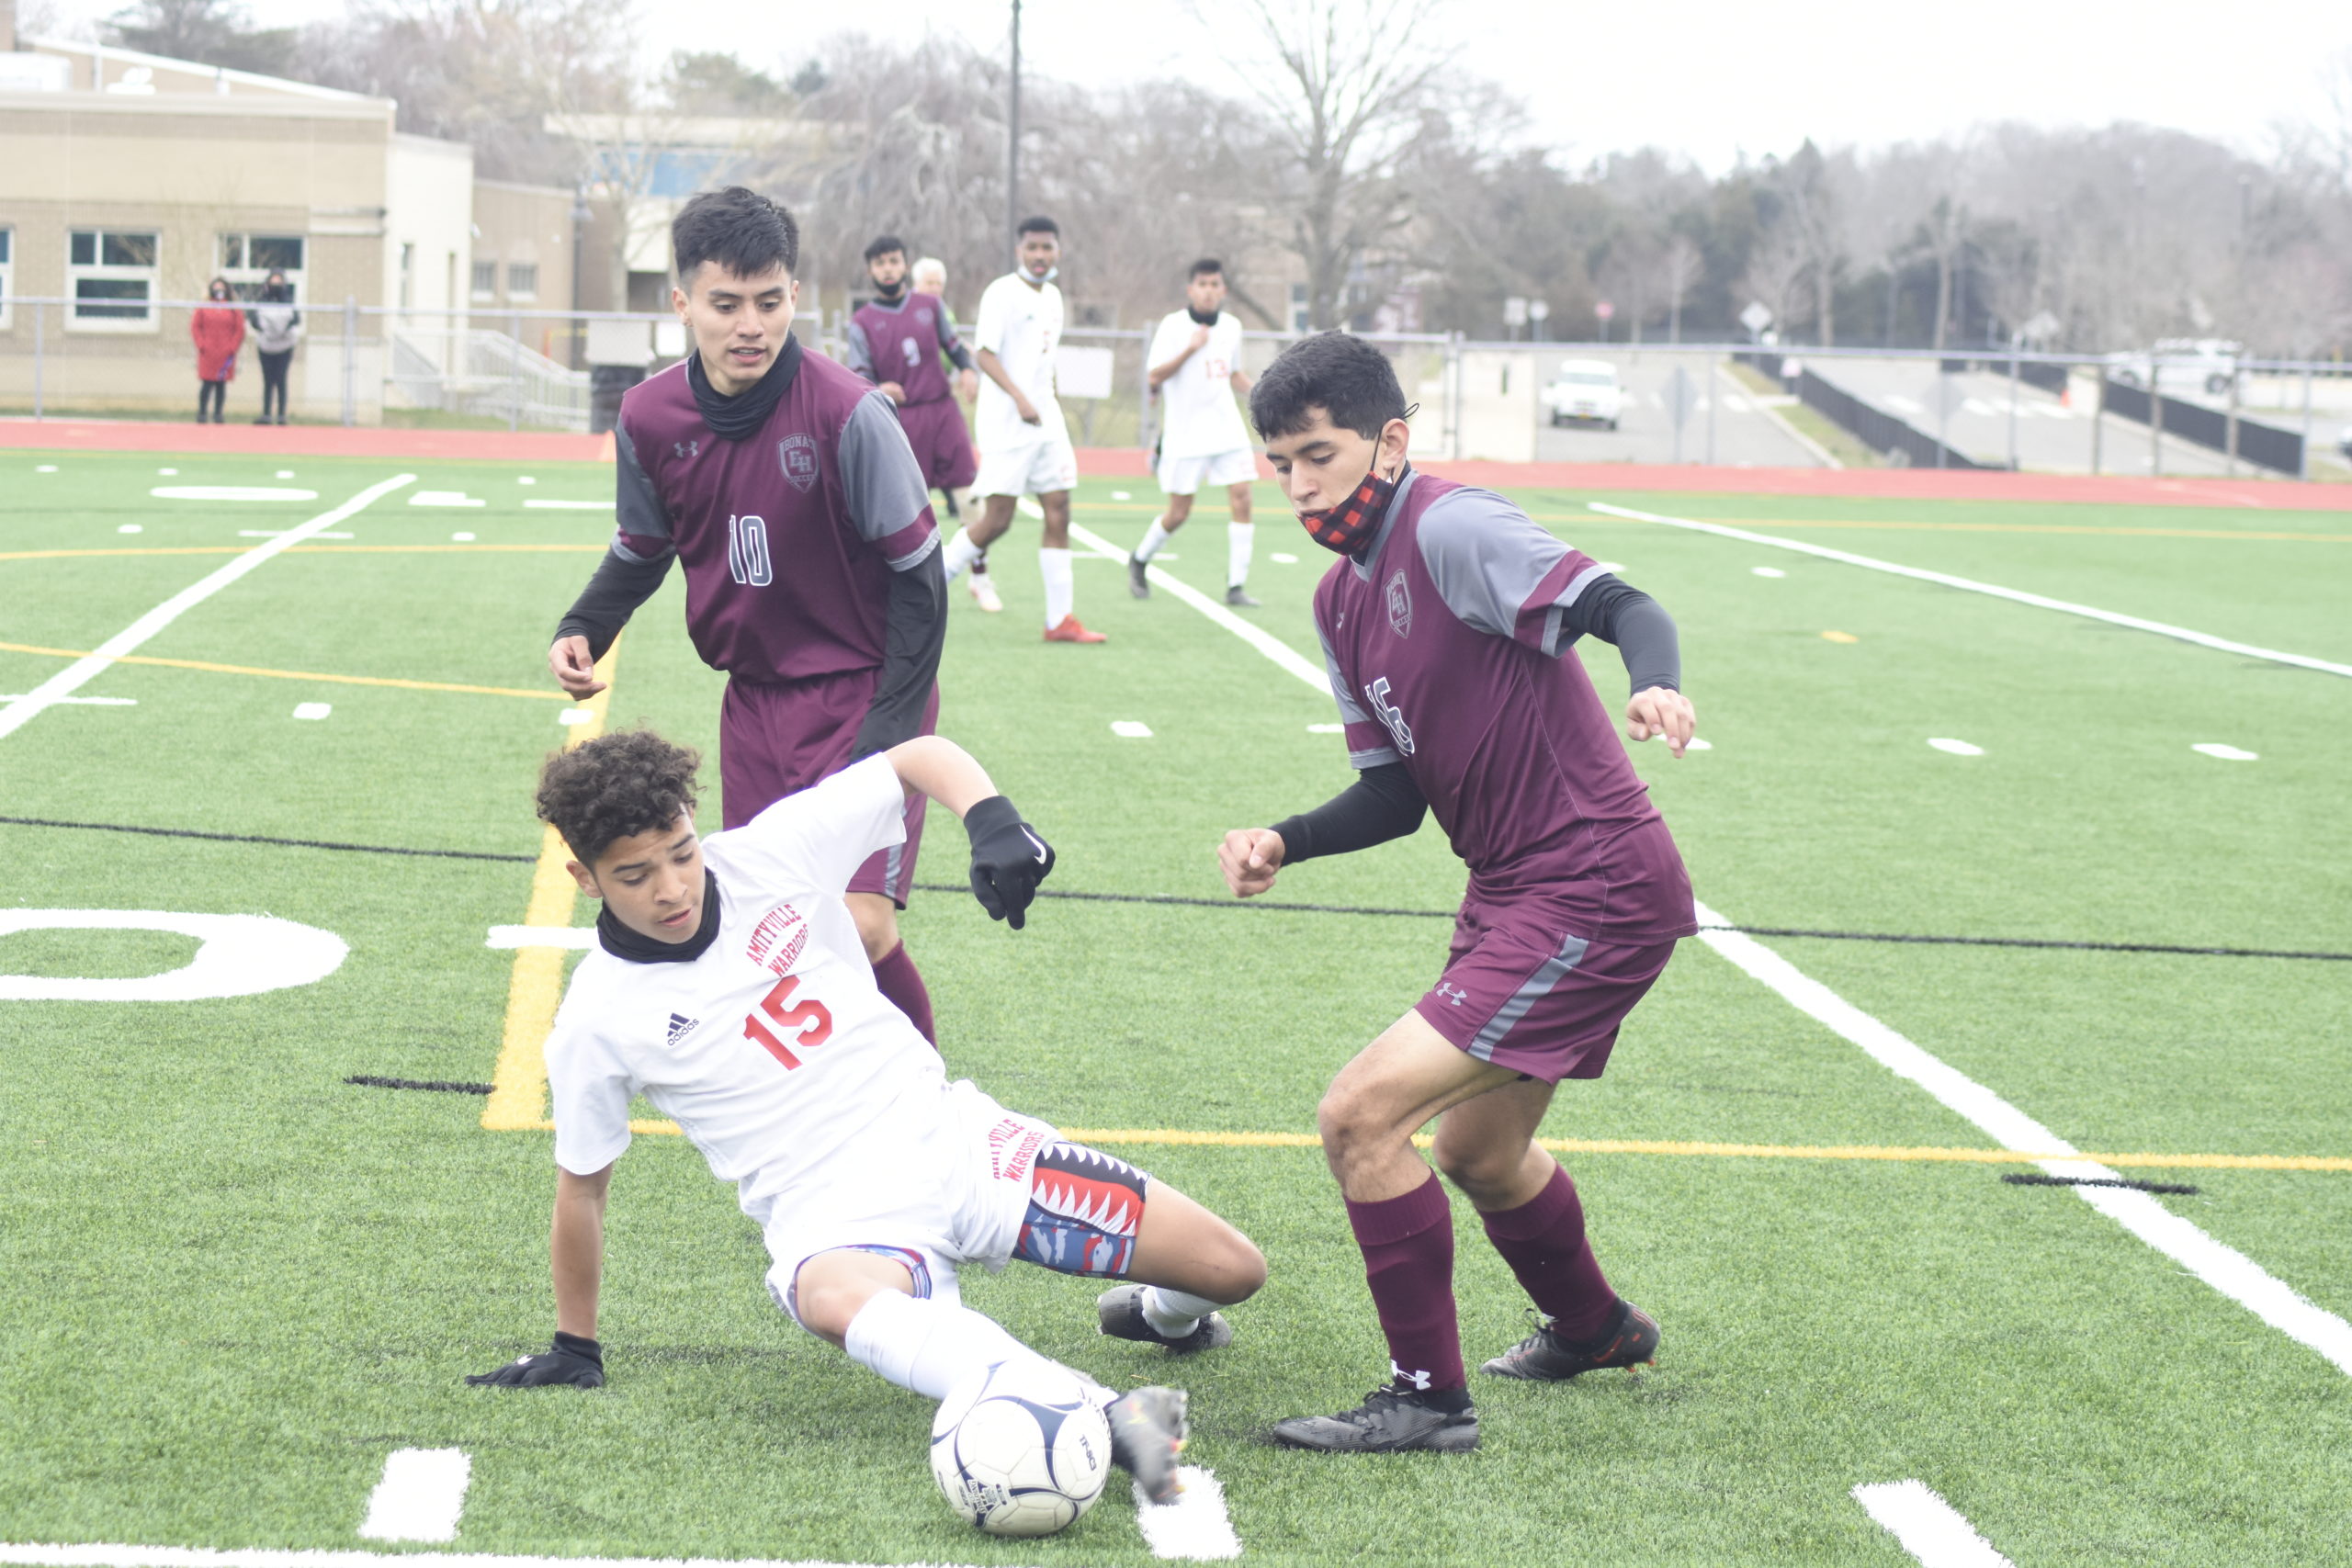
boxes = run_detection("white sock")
[1134,517,1173,562]
[941,527,983,583]
[842,1289,1049,1402]
[1039,546,1074,628]
[1141,1285,1222,1338]
[1227,522,1254,588]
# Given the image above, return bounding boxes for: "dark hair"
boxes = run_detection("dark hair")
[864,233,908,265]
[1249,331,1408,440]
[1016,215,1059,238]
[672,186,798,286]
[537,729,702,866]
[1188,257,1224,280]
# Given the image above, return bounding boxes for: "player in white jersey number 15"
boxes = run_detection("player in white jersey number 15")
[468,729,1266,1506]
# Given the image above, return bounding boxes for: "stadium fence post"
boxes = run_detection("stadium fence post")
[1446,332,1463,460]
[2090,369,2103,475]
[1706,350,1718,465]
[2148,358,2162,477]
[509,308,524,433]
[341,297,356,427]
[1136,326,1152,456]
[30,300,42,421]
[2007,346,2021,470]
[2224,368,2239,477]
[2300,362,2315,480]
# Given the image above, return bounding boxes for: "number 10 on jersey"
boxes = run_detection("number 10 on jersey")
[745,974,831,1069]
[727,514,773,586]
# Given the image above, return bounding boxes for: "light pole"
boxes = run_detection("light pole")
[1528,299,1549,342]
[1007,0,1022,253]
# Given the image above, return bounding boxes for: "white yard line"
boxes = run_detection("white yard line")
[0,1551,1004,1568]
[1695,900,2352,1378]
[356,1449,471,1543]
[1134,1465,1242,1561]
[1066,522,1329,692]
[1085,522,2352,1379]
[0,474,417,742]
[1588,501,2352,679]
[1851,1482,2016,1568]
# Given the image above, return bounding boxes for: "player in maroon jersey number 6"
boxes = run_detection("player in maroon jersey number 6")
[1216,332,1700,1454]
[547,187,951,1045]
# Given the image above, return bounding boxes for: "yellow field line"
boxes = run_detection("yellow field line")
[481,638,620,1132]
[0,639,571,701]
[493,1112,2352,1173]
[0,544,605,562]
[1543,515,2352,544]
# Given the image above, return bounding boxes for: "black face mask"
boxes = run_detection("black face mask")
[872,276,906,301]
[597,868,723,964]
[687,333,803,442]
[1187,304,1218,327]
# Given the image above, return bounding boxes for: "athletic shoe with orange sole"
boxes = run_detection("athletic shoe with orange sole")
[968,573,1003,613]
[1480,1298,1659,1382]
[1043,615,1107,643]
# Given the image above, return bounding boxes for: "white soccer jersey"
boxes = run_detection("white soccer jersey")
[973,272,1068,452]
[1150,310,1250,459]
[545,756,961,1235]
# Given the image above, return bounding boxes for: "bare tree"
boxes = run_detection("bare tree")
[1658,232,1703,344]
[1737,220,1809,344]
[1775,140,1843,346]
[1223,0,1453,328]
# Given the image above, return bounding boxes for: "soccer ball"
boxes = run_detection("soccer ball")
[928,1359,1113,1538]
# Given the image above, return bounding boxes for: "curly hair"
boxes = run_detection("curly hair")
[536,730,702,866]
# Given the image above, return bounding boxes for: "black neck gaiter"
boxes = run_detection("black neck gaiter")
[597,869,723,964]
[1187,306,1218,327]
[687,334,803,442]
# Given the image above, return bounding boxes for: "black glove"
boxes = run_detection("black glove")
[964,795,1055,931]
[466,1331,605,1388]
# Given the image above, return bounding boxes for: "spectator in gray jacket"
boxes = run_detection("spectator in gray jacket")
[247,271,300,425]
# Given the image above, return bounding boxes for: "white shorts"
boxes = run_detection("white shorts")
[763,1080,1059,1326]
[1157,446,1258,496]
[972,430,1079,499]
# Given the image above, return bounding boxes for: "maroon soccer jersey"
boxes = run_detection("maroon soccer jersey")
[1313,470,1695,941]
[612,349,938,682]
[845,296,964,407]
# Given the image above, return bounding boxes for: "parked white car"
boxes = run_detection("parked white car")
[1544,359,1625,429]
[2107,338,2241,397]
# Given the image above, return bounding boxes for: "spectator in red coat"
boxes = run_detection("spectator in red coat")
[191,277,244,423]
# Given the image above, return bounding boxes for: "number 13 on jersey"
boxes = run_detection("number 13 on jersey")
[745,974,831,1069]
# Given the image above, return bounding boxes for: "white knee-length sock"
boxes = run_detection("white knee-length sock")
[842,1289,1048,1402]
[1227,522,1254,588]
[1135,518,1173,562]
[1141,1285,1225,1338]
[1039,547,1075,628]
[941,528,984,582]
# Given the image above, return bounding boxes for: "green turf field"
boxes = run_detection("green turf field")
[3,450,2349,1567]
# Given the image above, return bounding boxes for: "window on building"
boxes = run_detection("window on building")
[1288,281,1310,333]
[506,262,538,300]
[471,260,498,300]
[0,227,13,331]
[68,229,161,331]
[218,234,307,302]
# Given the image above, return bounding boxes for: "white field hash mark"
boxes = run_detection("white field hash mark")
[1852,1481,2016,1568]
[1588,501,2352,681]
[0,474,415,743]
[1094,507,2352,1383]
[357,1448,471,1543]
[1694,900,2352,1378]
[1135,1465,1242,1560]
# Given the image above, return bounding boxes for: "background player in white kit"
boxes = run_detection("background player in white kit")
[939,217,1105,644]
[469,729,1266,1504]
[910,254,1001,614]
[1130,259,1261,607]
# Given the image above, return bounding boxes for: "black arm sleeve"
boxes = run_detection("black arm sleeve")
[553,543,673,661]
[848,548,948,761]
[1558,575,1680,694]
[1269,761,1429,865]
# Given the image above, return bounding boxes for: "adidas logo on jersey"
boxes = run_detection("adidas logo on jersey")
[665,1012,697,1047]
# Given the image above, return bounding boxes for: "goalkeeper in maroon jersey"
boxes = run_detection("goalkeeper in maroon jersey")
[1217,332,1700,1454]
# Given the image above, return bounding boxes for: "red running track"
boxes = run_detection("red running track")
[6,420,2346,512]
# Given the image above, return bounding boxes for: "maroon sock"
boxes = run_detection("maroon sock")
[868,942,936,1045]
[1479,1164,1616,1341]
[1344,1170,1464,1394]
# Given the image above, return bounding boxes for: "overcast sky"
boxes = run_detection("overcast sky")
[89,0,2352,172]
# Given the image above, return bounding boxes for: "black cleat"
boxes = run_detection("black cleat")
[1481,1298,1659,1382]
[1270,1384,1479,1453]
[1104,1385,1189,1504]
[1224,585,1261,608]
[1128,554,1152,598]
[1096,1284,1233,1353]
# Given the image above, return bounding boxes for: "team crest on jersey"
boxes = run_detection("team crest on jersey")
[914,307,933,327]
[777,433,819,492]
[1385,570,1413,637]
[746,903,808,976]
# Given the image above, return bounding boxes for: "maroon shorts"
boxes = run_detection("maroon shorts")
[897,397,978,491]
[1414,898,1678,1084]
[718,670,938,907]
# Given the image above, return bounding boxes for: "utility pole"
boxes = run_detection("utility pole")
[1006,0,1022,252]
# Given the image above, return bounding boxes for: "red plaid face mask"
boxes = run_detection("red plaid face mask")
[1298,465,1400,555]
